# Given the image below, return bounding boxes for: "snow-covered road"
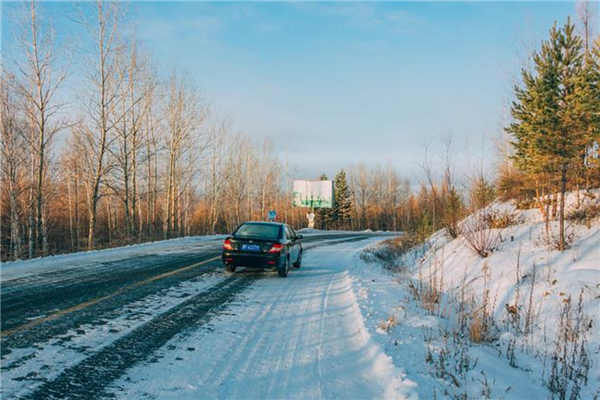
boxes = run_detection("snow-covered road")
[107,239,416,400]
[2,233,414,400]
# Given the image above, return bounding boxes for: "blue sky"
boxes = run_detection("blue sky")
[1,1,587,179]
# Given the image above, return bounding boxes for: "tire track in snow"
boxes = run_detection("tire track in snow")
[316,267,337,399]
[20,275,259,400]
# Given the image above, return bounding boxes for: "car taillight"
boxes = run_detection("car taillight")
[268,244,284,253]
[223,239,233,251]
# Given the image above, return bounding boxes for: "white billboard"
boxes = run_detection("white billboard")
[293,180,333,208]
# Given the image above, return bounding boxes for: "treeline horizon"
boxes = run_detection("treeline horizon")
[2,1,599,261]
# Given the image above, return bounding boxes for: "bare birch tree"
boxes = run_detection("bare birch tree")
[576,0,598,58]
[350,164,371,230]
[0,75,27,260]
[162,72,207,239]
[204,117,232,233]
[75,0,126,249]
[11,0,69,256]
[110,41,155,242]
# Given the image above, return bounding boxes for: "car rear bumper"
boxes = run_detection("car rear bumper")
[222,251,285,269]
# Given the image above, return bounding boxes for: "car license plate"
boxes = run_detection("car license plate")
[241,244,260,251]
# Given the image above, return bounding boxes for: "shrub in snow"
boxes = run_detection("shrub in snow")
[460,211,502,258]
[378,315,400,333]
[501,260,541,337]
[360,234,428,272]
[537,225,579,251]
[483,209,523,229]
[407,280,441,315]
[423,325,478,396]
[466,263,498,343]
[547,291,593,400]
[408,250,446,316]
[566,201,600,229]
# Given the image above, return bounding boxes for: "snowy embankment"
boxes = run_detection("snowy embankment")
[356,191,600,400]
[348,260,550,400]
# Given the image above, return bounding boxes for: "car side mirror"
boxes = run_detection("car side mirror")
[296,234,303,240]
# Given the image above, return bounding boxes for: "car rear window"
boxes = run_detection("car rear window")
[234,224,281,239]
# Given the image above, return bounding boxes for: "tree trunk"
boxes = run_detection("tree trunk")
[164,148,176,239]
[123,124,131,239]
[67,175,75,252]
[88,149,105,250]
[88,193,98,250]
[74,167,81,250]
[131,130,138,240]
[9,187,21,260]
[41,207,49,255]
[106,197,113,245]
[36,132,46,256]
[559,165,568,251]
[28,166,35,258]
[146,125,153,238]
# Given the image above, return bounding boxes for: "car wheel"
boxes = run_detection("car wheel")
[293,250,302,269]
[278,256,289,277]
[225,264,236,274]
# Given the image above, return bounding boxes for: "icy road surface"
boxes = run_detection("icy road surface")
[1,233,415,400]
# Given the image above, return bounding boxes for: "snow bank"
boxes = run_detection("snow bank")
[348,256,549,399]
[415,191,600,354]
[358,190,600,399]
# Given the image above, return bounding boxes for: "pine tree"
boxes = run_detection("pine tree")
[333,170,353,229]
[583,38,600,170]
[507,19,594,250]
